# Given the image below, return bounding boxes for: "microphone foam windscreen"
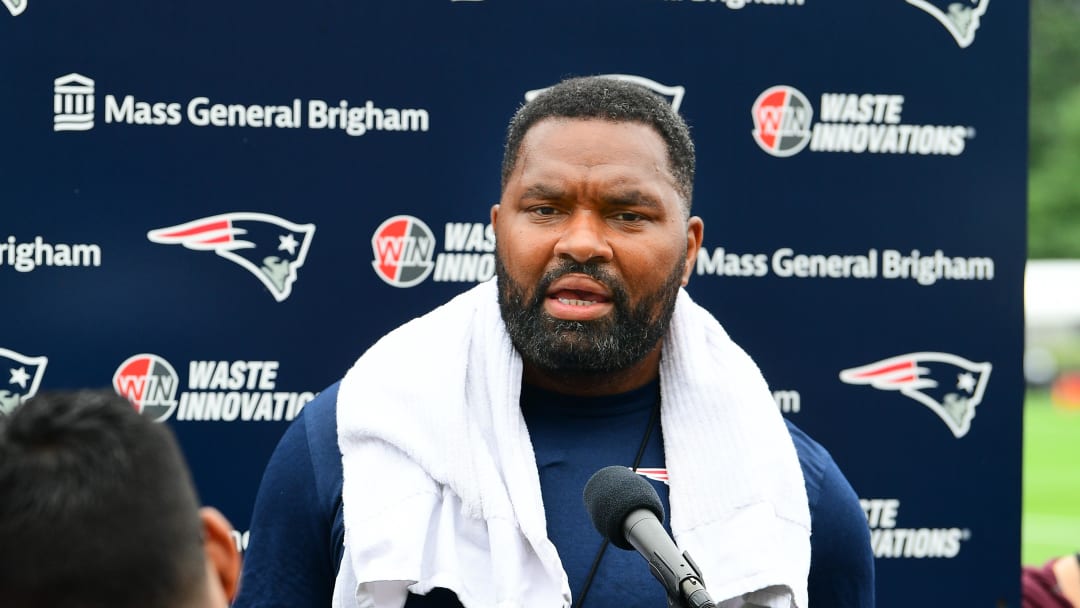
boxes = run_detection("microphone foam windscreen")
[582,465,665,550]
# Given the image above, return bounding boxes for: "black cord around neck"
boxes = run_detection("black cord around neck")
[572,396,662,608]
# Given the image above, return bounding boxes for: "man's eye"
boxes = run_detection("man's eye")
[532,206,559,216]
[613,212,645,222]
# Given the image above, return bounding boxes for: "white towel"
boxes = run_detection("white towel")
[333,279,811,608]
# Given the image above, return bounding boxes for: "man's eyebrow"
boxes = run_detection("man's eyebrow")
[601,190,663,210]
[520,183,565,200]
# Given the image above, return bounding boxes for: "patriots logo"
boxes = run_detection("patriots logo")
[906,0,990,49]
[0,348,47,416]
[525,74,686,112]
[840,352,992,438]
[148,212,315,302]
[3,0,27,17]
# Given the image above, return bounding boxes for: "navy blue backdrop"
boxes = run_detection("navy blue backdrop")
[2,1,1026,605]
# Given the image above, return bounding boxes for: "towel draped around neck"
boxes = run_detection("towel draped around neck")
[333,280,810,608]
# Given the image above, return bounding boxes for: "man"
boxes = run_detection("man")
[0,390,241,608]
[236,76,874,607]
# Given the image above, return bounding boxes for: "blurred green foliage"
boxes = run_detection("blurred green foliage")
[1023,390,1080,565]
[1030,0,1080,258]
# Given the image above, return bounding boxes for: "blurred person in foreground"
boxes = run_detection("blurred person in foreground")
[0,389,240,608]
[1025,554,1080,608]
[236,75,875,608]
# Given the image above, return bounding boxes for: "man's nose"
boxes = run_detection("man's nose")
[553,211,614,264]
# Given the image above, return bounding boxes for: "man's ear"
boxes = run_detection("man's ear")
[681,216,704,286]
[490,203,500,227]
[200,507,241,603]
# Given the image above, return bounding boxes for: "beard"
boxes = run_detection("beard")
[495,251,685,375]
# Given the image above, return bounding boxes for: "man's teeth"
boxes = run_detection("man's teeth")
[558,297,595,306]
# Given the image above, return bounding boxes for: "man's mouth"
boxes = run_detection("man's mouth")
[551,289,610,307]
[543,275,615,320]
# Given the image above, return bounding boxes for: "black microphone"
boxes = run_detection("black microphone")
[583,466,716,608]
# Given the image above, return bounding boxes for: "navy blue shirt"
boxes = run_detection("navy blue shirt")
[234,381,874,607]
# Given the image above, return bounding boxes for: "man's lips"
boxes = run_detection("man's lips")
[543,275,613,320]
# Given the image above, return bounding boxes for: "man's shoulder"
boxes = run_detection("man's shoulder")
[783,418,830,468]
[300,380,341,427]
[783,420,875,606]
[781,418,845,506]
[297,380,343,462]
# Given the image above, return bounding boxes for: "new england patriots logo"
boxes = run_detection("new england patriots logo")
[0,348,47,416]
[906,0,989,49]
[840,352,992,438]
[3,0,27,17]
[148,212,315,302]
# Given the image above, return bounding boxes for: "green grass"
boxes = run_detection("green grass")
[1023,389,1080,565]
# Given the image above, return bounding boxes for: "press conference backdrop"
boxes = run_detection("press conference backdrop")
[1,1,1026,605]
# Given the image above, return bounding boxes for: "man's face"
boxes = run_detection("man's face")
[492,118,703,375]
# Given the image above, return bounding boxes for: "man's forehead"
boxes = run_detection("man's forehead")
[520,116,664,145]
[515,118,672,173]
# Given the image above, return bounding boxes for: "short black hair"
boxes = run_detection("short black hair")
[0,390,206,608]
[501,75,696,210]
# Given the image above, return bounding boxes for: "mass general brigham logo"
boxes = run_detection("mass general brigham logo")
[54,73,95,132]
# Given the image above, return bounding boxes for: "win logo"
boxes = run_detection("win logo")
[371,215,436,288]
[113,354,180,422]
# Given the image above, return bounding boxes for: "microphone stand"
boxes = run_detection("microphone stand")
[657,549,715,608]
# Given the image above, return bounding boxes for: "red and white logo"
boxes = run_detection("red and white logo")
[840,352,992,438]
[112,354,180,422]
[752,87,973,157]
[751,85,813,157]
[148,212,315,302]
[371,215,436,287]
